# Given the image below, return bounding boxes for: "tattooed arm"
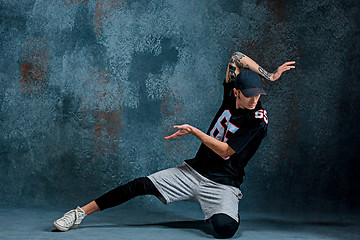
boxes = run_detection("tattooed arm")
[225,52,295,83]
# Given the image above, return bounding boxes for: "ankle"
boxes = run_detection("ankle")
[81,201,100,215]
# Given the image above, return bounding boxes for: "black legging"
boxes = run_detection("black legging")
[95,177,239,238]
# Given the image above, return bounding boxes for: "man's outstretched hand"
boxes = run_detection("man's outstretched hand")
[270,61,296,81]
[164,124,194,140]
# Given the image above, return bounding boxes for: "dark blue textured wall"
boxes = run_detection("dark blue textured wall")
[1,0,359,214]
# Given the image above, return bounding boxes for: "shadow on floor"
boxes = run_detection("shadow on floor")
[126,220,217,238]
[50,214,359,239]
[52,220,226,238]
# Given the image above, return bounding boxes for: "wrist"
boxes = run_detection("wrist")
[190,126,198,135]
[269,73,274,81]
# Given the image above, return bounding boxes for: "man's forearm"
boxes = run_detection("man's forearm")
[230,52,274,81]
[191,127,235,159]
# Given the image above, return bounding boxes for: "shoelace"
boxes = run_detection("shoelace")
[60,210,77,226]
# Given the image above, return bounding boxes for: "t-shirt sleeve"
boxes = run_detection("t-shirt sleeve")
[227,120,267,154]
[222,80,235,104]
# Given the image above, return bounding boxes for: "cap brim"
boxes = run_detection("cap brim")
[241,88,266,98]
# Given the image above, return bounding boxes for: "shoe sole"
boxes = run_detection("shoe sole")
[53,221,71,232]
[71,224,79,229]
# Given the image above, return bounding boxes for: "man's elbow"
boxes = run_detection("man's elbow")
[220,146,236,159]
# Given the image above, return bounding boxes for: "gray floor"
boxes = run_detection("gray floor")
[1,202,359,240]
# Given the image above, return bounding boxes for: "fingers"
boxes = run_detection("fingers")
[279,66,295,73]
[282,61,296,66]
[173,124,191,132]
[278,61,295,74]
[165,124,192,140]
[164,132,179,140]
[164,127,185,140]
[270,61,296,81]
[280,61,296,70]
[174,124,189,129]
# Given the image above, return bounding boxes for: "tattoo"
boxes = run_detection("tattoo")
[258,66,271,80]
[228,63,237,82]
[232,52,245,62]
[233,52,244,66]
[227,52,249,81]
[233,52,249,70]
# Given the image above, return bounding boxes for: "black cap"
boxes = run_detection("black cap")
[234,70,266,98]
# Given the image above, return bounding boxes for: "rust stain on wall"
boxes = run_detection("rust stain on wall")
[95,0,125,35]
[19,37,50,95]
[232,0,300,171]
[93,107,122,154]
[78,67,122,156]
[264,0,300,171]
[62,0,88,7]
[263,0,288,22]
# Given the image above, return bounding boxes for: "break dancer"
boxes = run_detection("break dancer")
[53,52,295,238]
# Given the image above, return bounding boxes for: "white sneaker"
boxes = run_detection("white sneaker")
[53,206,86,231]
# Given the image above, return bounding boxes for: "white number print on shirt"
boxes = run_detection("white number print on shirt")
[255,110,268,124]
[210,110,240,143]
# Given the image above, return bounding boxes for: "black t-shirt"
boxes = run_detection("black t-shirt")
[185,80,268,188]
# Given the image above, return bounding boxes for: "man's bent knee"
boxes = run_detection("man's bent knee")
[210,213,239,238]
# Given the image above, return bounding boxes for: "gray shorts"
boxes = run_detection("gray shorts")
[147,162,243,222]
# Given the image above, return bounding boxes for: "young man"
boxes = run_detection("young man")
[53,52,295,238]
